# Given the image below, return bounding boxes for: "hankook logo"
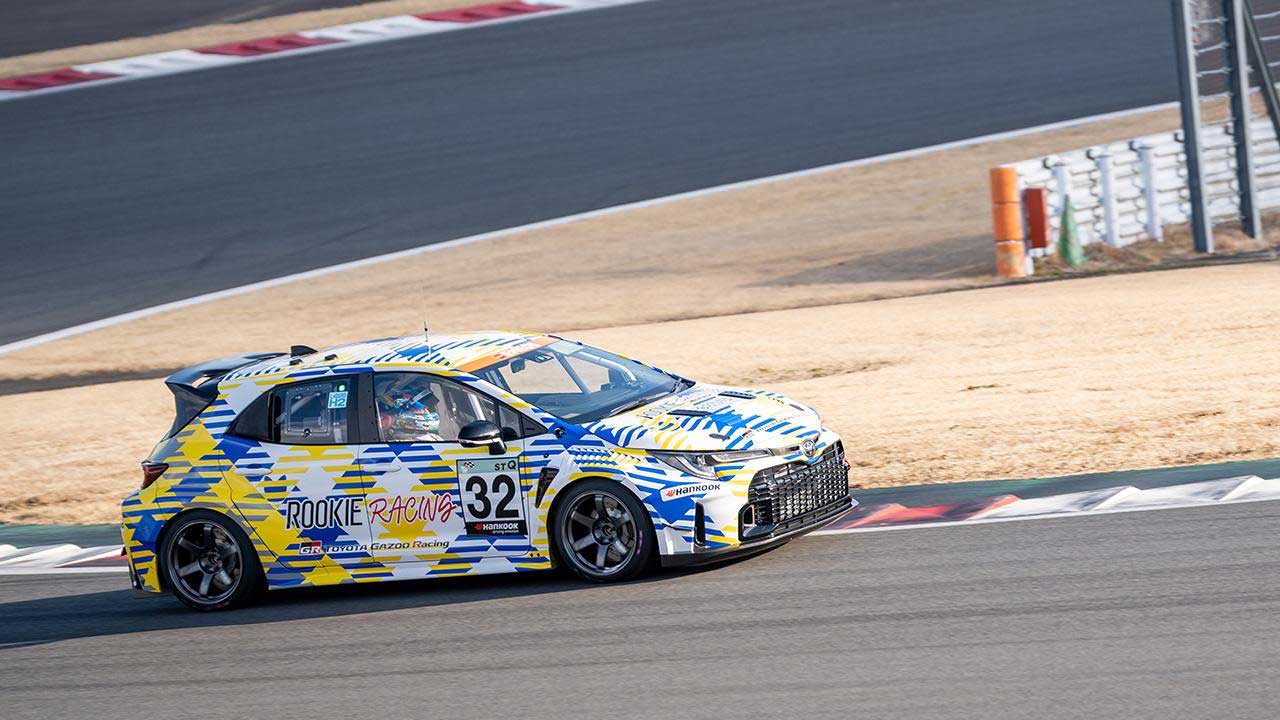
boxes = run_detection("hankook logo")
[661,483,720,501]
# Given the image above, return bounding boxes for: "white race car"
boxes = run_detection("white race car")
[123,331,854,610]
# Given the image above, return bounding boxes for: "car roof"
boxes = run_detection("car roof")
[223,330,558,381]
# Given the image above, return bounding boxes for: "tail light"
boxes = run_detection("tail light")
[141,462,169,490]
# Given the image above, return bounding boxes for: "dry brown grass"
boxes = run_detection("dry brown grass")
[0,0,496,78]
[1036,213,1278,276]
[3,262,1277,524]
[5,103,1278,524]
[581,263,1280,491]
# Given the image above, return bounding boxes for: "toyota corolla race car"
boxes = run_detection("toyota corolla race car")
[123,332,854,610]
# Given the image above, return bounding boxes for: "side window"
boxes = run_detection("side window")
[499,404,533,440]
[373,373,544,443]
[374,373,498,443]
[229,391,272,442]
[516,410,547,439]
[272,378,353,445]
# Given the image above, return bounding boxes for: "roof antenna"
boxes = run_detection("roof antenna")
[421,280,430,353]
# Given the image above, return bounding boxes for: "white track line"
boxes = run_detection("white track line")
[0,100,1178,357]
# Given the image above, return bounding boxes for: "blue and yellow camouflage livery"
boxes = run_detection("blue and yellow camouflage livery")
[122,331,852,595]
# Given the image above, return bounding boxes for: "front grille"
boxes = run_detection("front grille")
[746,443,848,530]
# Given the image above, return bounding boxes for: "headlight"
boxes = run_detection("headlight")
[652,449,772,479]
[705,449,773,463]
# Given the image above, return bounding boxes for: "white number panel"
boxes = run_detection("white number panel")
[456,457,526,536]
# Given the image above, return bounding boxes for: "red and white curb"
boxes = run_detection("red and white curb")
[813,474,1280,536]
[0,543,127,575]
[4,474,1278,575]
[0,0,651,102]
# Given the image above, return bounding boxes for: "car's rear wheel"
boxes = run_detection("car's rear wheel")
[553,480,654,582]
[161,510,262,611]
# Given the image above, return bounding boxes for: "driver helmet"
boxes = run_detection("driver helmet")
[378,386,441,436]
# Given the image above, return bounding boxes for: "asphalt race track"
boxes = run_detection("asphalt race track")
[3,502,1278,719]
[0,0,1177,345]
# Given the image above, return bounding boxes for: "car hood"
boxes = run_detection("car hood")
[583,384,821,452]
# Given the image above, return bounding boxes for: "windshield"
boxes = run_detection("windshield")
[473,340,688,423]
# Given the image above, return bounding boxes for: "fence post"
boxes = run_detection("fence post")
[1050,159,1071,251]
[1171,0,1214,253]
[1090,149,1120,247]
[1133,140,1165,242]
[1243,0,1280,147]
[989,166,1027,278]
[1227,0,1262,238]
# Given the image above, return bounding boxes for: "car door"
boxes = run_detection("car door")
[221,374,374,578]
[358,371,533,568]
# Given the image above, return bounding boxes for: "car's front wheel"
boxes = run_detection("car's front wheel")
[160,510,263,611]
[553,480,655,582]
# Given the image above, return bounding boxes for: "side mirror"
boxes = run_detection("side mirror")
[459,420,506,455]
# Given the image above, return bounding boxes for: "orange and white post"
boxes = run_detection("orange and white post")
[989,166,1027,278]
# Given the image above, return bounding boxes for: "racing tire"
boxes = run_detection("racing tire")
[160,510,263,611]
[552,479,655,583]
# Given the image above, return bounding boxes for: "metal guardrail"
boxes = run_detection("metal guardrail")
[1003,116,1280,253]
[980,1,1280,277]
[1174,0,1280,251]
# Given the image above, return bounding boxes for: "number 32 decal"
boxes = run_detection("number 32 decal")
[457,457,528,536]
[463,474,520,519]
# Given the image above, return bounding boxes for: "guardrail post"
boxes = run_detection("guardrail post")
[1171,0,1214,253]
[989,166,1027,278]
[1090,149,1120,247]
[1133,140,1165,242]
[1050,159,1070,250]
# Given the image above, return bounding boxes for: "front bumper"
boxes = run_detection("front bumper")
[659,492,855,568]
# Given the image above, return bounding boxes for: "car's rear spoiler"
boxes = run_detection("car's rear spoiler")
[165,352,286,403]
